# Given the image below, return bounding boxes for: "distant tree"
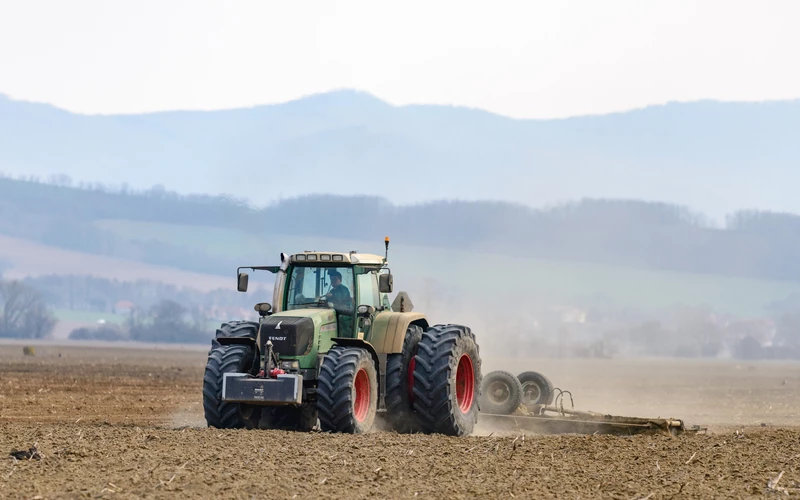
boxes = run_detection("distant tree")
[775,312,800,349]
[129,299,209,343]
[0,280,57,338]
[735,336,764,360]
[672,307,725,358]
[47,174,73,187]
[69,324,128,341]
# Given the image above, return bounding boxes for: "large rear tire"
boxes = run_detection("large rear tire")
[317,345,378,434]
[412,324,482,436]
[478,370,523,415]
[385,324,424,433]
[202,344,258,429]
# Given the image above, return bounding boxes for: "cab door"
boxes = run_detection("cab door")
[355,270,381,340]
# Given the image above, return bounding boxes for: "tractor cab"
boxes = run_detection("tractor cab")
[280,254,392,338]
[235,242,393,340]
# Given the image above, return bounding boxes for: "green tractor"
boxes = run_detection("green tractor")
[202,238,482,436]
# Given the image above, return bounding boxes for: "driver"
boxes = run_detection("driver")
[325,271,352,307]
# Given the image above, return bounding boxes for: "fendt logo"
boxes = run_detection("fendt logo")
[269,336,287,341]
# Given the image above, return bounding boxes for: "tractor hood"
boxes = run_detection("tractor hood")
[257,308,338,358]
[268,307,337,324]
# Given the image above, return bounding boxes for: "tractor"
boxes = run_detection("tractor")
[202,238,482,436]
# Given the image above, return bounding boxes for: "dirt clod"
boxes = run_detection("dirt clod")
[10,446,42,461]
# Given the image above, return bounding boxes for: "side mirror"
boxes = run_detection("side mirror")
[379,273,393,294]
[237,272,249,292]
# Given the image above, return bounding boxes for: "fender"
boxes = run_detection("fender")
[216,336,258,348]
[369,312,429,354]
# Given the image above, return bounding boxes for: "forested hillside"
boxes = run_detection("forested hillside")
[5,176,800,355]
[3,175,800,284]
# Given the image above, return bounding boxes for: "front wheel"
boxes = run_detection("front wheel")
[202,344,257,429]
[412,324,482,436]
[317,345,378,434]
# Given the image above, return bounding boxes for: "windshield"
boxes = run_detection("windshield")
[286,266,354,313]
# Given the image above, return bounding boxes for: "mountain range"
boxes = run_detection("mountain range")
[1,90,799,220]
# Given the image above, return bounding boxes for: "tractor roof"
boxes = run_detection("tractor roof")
[290,251,386,266]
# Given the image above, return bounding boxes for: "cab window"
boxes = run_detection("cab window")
[356,271,380,309]
[286,266,354,312]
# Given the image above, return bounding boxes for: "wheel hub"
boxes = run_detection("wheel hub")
[455,354,475,413]
[488,381,511,404]
[353,368,371,423]
[522,382,541,404]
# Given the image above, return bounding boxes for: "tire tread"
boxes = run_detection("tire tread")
[412,324,481,436]
[317,345,376,433]
[202,344,253,429]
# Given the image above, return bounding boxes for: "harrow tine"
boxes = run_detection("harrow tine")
[551,388,575,416]
[553,388,565,416]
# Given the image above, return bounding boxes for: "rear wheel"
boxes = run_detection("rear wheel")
[479,370,523,415]
[412,324,482,436]
[518,371,554,407]
[202,344,258,429]
[385,324,424,433]
[317,345,378,433]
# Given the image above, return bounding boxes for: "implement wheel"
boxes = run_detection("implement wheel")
[518,370,554,407]
[479,370,523,415]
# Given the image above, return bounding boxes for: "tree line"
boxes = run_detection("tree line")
[4,269,800,359]
[4,174,800,283]
[23,274,255,314]
[0,274,255,343]
[69,298,215,344]
[0,279,56,339]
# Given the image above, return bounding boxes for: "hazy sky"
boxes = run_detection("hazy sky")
[1,0,798,119]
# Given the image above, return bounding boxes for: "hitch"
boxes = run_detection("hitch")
[259,340,282,378]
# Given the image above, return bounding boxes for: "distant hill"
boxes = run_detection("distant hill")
[3,177,800,320]
[1,90,799,219]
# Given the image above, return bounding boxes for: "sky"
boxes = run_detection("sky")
[0,0,798,119]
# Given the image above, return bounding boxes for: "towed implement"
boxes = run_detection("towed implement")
[202,238,482,436]
[477,369,704,436]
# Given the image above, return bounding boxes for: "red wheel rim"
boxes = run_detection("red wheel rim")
[455,354,475,413]
[353,368,371,422]
[407,353,416,403]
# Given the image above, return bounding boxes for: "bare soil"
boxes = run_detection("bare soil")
[1,343,799,499]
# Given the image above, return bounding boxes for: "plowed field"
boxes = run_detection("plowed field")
[1,343,800,499]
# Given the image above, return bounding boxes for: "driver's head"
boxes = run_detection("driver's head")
[330,271,342,287]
